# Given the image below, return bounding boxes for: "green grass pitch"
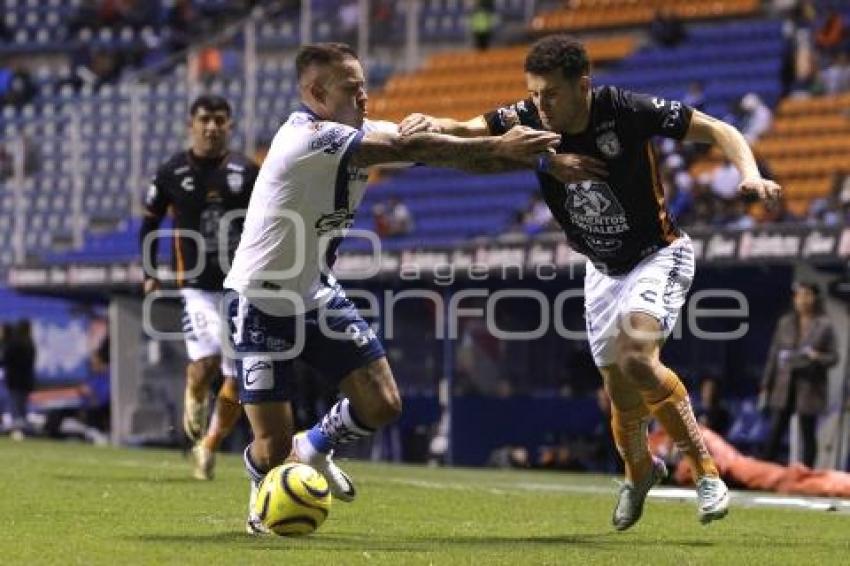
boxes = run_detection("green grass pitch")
[2,438,849,565]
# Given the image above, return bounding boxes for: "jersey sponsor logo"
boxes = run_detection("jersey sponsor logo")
[652,97,666,108]
[309,125,355,155]
[180,176,195,192]
[226,163,245,172]
[564,181,630,236]
[174,165,190,175]
[315,208,355,236]
[595,131,621,158]
[583,235,623,254]
[226,172,244,193]
[243,357,273,390]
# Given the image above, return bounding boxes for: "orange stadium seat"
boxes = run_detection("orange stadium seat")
[531,0,759,33]
[369,36,637,123]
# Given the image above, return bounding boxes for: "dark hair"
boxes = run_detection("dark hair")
[525,34,589,80]
[793,280,824,315]
[189,94,232,117]
[296,42,358,80]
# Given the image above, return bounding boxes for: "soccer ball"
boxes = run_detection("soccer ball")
[254,462,333,536]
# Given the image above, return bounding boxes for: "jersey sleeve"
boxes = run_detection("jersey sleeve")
[483,98,542,135]
[290,120,364,170]
[142,166,170,220]
[618,89,694,140]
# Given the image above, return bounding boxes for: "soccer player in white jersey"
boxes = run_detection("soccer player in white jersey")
[223,43,564,534]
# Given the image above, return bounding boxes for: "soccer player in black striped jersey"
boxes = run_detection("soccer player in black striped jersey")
[400,34,782,530]
[140,95,259,480]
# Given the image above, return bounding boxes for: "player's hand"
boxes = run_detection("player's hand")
[547,153,608,184]
[739,177,782,201]
[496,125,560,157]
[399,113,441,136]
[143,277,160,295]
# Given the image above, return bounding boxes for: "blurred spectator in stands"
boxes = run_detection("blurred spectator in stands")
[710,159,742,202]
[2,320,36,441]
[760,196,799,225]
[805,196,842,226]
[724,197,757,230]
[696,377,731,437]
[591,387,622,474]
[372,203,391,238]
[338,0,360,47]
[470,0,497,51]
[519,193,555,235]
[760,280,838,468]
[736,93,773,144]
[682,81,706,112]
[815,10,845,57]
[650,7,686,48]
[386,197,415,237]
[821,52,850,95]
[681,173,721,227]
[662,155,694,223]
[2,67,37,108]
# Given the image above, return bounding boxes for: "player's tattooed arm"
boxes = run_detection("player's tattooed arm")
[684,110,781,200]
[398,113,490,137]
[349,126,559,171]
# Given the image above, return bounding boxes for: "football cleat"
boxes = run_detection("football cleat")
[182,388,210,442]
[612,457,668,531]
[245,480,270,535]
[192,443,215,481]
[697,475,730,524]
[292,432,356,502]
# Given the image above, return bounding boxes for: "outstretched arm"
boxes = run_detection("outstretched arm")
[398,113,490,137]
[684,110,782,200]
[349,126,559,173]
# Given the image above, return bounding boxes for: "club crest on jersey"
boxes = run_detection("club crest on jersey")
[315,209,355,236]
[498,107,520,129]
[227,172,243,193]
[595,131,621,158]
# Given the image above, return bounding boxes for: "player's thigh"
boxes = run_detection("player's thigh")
[181,288,227,364]
[618,237,695,349]
[229,293,299,405]
[301,294,389,395]
[598,364,644,412]
[584,261,624,368]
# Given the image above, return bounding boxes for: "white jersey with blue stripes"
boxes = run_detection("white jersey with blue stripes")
[224,107,397,316]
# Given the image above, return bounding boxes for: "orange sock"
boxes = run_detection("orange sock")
[642,369,718,479]
[611,403,653,482]
[201,379,242,451]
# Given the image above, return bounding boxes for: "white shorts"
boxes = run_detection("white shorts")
[583,236,695,368]
[180,288,236,377]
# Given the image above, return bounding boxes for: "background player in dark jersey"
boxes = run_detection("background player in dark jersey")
[140,95,259,480]
[400,34,782,530]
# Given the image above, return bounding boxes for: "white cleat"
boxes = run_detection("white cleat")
[245,481,270,535]
[612,457,668,531]
[697,476,730,525]
[293,432,356,502]
[182,389,210,442]
[192,444,215,481]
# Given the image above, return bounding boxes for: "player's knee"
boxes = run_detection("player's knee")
[377,388,403,426]
[251,432,291,470]
[617,349,657,387]
[219,376,240,403]
[189,356,220,382]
